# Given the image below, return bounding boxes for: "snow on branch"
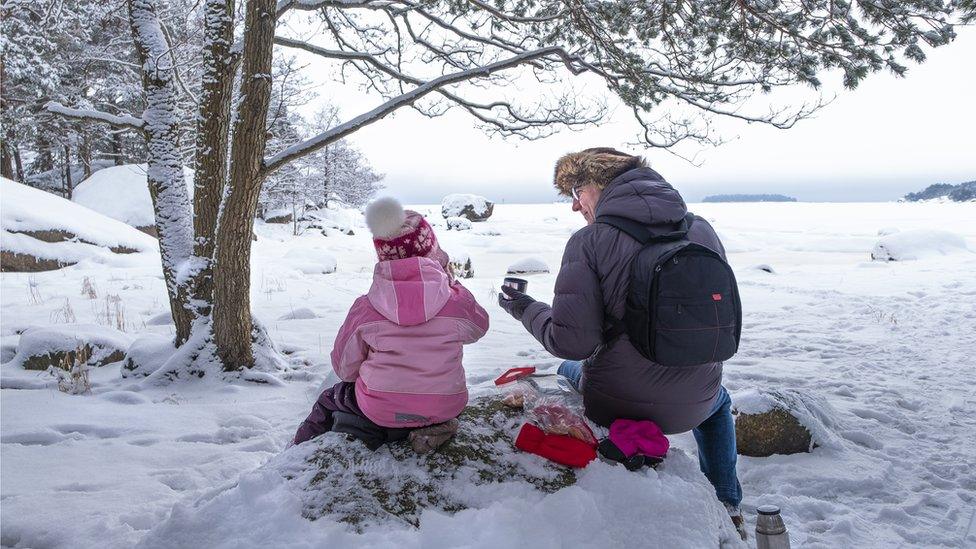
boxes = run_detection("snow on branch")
[262,46,578,174]
[44,101,145,132]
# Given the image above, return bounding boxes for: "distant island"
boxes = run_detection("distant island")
[903,181,975,202]
[702,194,797,203]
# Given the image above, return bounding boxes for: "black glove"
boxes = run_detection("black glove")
[498,285,536,321]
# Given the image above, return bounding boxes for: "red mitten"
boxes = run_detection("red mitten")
[515,423,597,468]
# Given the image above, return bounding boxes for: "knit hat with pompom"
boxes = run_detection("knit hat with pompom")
[364,197,449,267]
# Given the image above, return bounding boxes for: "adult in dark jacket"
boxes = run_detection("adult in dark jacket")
[498,148,744,535]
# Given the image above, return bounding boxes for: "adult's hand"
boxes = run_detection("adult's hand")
[498,285,536,321]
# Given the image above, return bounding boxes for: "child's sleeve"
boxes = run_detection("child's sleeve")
[330,297,372,381]
[451,282,490,344]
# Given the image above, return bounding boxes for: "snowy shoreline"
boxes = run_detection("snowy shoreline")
[3,201,975,548]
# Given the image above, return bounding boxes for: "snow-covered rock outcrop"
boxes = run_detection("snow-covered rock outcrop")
[6,324,133,370]
[506,257,550,275]
[72,164,194,236]
[871,229,969,261]
[732,389,838,457]
[441,194,493,221]
[1,178,157,271]
[137,397,744,548]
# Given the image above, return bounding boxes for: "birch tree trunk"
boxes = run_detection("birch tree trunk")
[212,0,276,370]
[128,0,195,344]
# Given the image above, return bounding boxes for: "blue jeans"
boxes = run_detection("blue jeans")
[558,360,743,508]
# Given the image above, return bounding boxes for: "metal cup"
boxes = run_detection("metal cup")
[501,277,528,299]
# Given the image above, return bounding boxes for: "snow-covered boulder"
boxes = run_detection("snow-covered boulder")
[284,247,337,275]
[263,208,294,225]
[732,389,837,457]
[72,163,194,235]
[445,216,472,231]
[7,324,133,371]
[871,229,969,261]
[278,308,319,320]
[1,178,157,272]
[449,251,474,279]
[441,194,493,221]
[506,257,550,275]
[121,333,176,379]
[137,396,744,547]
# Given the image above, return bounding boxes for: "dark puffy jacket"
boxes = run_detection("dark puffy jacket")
[521,167,727,434]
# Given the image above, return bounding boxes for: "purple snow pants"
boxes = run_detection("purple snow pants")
[293,381,365,445]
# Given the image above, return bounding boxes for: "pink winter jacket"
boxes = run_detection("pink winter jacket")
[330,256,489,428]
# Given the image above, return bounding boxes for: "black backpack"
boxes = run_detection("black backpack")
[597,213,741,367]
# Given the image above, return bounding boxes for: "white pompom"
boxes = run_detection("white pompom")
[365,197,406,239]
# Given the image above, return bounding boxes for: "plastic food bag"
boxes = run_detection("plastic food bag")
[495,366,595,445]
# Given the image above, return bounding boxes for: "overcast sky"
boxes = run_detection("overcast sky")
[290,26,976,204]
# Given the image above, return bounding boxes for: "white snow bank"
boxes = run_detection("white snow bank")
[72,164,194,228]
[871,229,970,261]
[5,324,133,369]
[1,178,157,261]
[137,440,743,549]
[121,333,177,378]
[506,257,550,274]
[441,193,492,219]
[283,247,337,275]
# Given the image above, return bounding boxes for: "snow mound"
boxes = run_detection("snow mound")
[72,164,194,230]
[138,397,743,548]
[121,333,177,379]
[445,216,472,231]
[1,178,157,271]
[278,308,319,320]
[284,247,337,274]
[6,324,133,370]
[441,194,493,221]
[507,257,550,274]
[871,229,969,261]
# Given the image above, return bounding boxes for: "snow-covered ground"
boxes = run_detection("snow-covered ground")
[2,201,975,548]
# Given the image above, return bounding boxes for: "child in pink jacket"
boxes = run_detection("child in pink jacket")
[294,198,489,449]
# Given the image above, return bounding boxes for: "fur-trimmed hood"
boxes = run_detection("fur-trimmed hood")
[553,148,645,196]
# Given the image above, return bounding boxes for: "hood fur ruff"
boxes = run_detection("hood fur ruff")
[365,197,407,239]
[553,149,645,196]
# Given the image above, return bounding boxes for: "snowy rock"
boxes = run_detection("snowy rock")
[441,194,494,221]
[139,396,744,547]
[752,264,776,274]
[445,216,472,231]
[448,251,474,279]
[871,229,969,261]
[284,247,337,275]
[278,308,319,321]
[8,324,132,371]
[507,257,550,275]
[145,312,174,326]
[732,389,836,457]
[1,178,156,272]
[72,164,194,233]
[122,333,177,379]
[264,209,294,224]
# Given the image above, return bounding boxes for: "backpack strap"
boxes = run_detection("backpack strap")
[596,212,696,244]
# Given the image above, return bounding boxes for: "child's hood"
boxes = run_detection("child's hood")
[367,257,452,326]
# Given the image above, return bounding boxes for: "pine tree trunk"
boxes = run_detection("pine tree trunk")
[212,0,276,370]
[0,142,13,180]
[128,0,195,345]
[63,144,73,199]
[191,0,236,319]
[13,146,23,182]
[111,132,124,165]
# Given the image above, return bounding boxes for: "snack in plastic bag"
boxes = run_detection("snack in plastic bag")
[527,399,597,446]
